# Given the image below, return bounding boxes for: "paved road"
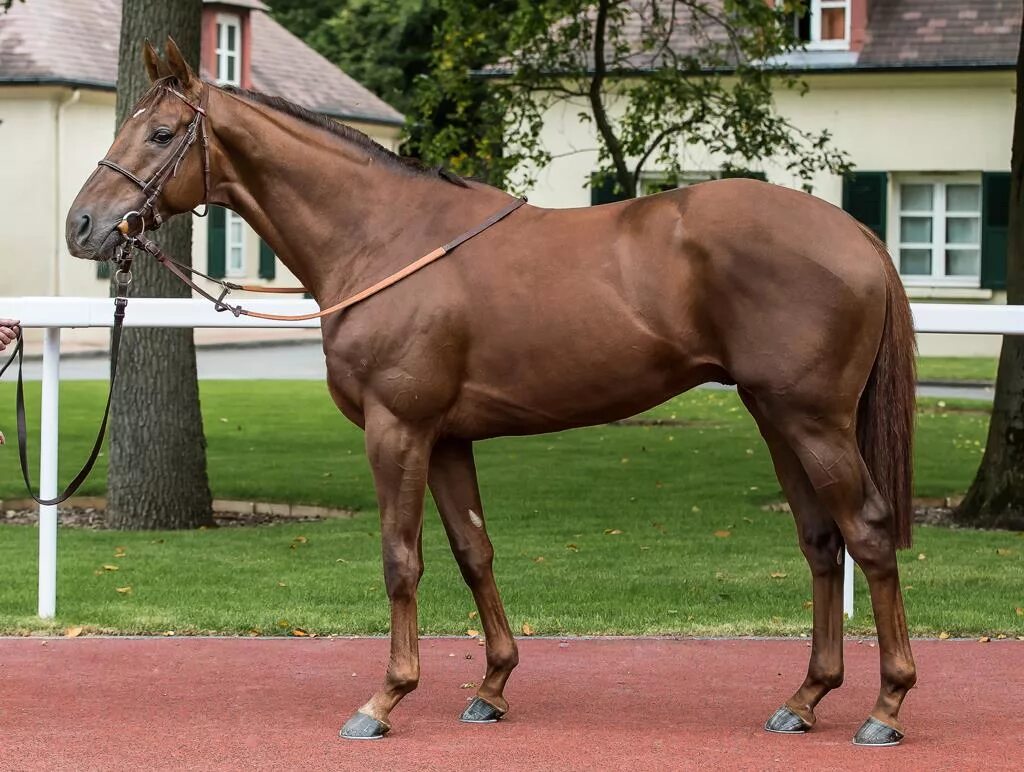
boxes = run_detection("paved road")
[0,637,1019,771]
[13,342,996,401]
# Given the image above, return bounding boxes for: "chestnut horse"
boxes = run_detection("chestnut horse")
[67,41,917,746]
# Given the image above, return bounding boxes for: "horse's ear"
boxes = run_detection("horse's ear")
[142,39,169,83]
[164,36,196,89]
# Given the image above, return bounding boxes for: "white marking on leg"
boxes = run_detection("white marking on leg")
[468,509,483,528]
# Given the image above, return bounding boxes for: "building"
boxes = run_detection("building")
[0,0,404,301]
[515,0,1018,355]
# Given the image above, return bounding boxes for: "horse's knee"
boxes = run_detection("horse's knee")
[453,541,494,585]
[383,544,424,600]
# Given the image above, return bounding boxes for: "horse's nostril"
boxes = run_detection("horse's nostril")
[76,213,92,239]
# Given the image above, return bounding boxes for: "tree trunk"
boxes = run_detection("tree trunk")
[106,0,214,530]
[954,20,1024,531]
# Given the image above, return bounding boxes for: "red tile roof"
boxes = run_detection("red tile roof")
[860,0,1020,68]
[0,0,403,126]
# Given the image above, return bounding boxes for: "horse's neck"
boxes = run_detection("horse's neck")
[206,90,501,301]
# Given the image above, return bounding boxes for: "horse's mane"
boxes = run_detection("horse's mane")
[138,77,468,188]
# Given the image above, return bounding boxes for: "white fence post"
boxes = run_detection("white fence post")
[37,327,61,619]
[843,548,854,619]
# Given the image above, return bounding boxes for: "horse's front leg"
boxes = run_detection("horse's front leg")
[340,407,436,740]
[429,438,518,723]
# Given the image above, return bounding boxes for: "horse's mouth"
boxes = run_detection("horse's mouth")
[71,227,123,263]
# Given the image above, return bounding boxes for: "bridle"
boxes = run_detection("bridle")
[97,83,211,237]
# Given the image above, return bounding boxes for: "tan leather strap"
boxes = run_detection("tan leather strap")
[143,197,527,323]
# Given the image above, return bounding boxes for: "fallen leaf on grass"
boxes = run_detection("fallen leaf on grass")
[651,522,667,535]
[467,629,480,637]
[802,601,813,610]
[938,631,950,640]
[1015,607,1023,617]
[995,548,1015,557]
[101,565,119,572]
[277,582,287,587]
[115,586,132,595]
[978,636,990,643]
[291,629,309,637]
[917,553,926,561]
[713,530,731,539]
[565,543,578,552]
[604,529,623,535]
[468,611,478,620]
[532,556,545,563]
[996,633,1007,640]
[65,626,83,638]
[114,547,127,558]
[522,623,535,636]
[770,572,788,579]
[277,619,290,629]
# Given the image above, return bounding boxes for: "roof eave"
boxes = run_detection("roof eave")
[0,76,115,91]
[473,61,1015,78]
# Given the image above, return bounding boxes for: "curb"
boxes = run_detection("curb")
[0,496,356,520]
[918,379,994,389]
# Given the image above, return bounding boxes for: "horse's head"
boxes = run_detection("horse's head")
[66,38,209,261]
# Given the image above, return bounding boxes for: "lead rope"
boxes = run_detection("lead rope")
[0,251,133,506]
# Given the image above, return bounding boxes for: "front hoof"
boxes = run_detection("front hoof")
[764,705,811,734]
[852,716,904,747]
[340,711,390,740]
[460,696,505,724]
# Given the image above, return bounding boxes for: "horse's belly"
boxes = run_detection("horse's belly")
[445,342,726,439]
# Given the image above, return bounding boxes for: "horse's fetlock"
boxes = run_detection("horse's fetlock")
[387,665,420,693]
[488,644,519,673]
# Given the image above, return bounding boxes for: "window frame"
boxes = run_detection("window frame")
[781,0,851,50]
[892,174,983,288]
[225,210,246,278]
[638,171,718,196]
[215,12,242,87]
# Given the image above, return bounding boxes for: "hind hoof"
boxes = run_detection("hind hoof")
[460,696,505,723]
[764,705,812,734]
[340,711,390,740]
[853,716,904,746]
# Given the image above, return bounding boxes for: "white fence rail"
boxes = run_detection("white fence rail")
[2,297,1023,621]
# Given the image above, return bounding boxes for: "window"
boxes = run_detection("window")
[226,211,245,277]
[215,13,241,86]
[786,0,850,49]
[639,172,716,196]
[896,178,982,285]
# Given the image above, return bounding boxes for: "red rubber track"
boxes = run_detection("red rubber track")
[0,637,1020,771]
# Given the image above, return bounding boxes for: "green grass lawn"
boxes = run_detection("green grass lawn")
[0,382,1020,638]
[916,356,998,383]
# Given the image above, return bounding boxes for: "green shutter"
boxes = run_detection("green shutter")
[981,172,1010,290]
[97,260,111,280]
[720,169,767,181]
[258,239,276,280]
[842,172,888,240]
[207,206,226,279]
[591,173,629,205]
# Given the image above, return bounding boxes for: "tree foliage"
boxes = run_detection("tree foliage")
[416,0,849,195]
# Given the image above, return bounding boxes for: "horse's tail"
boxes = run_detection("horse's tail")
[856,225,917,550]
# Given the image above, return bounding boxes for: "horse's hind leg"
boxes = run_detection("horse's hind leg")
[749,393,916,746]
[429,438,518,722]
[740,389,845,734]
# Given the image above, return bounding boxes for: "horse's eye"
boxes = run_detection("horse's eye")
[150,128,174,145]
